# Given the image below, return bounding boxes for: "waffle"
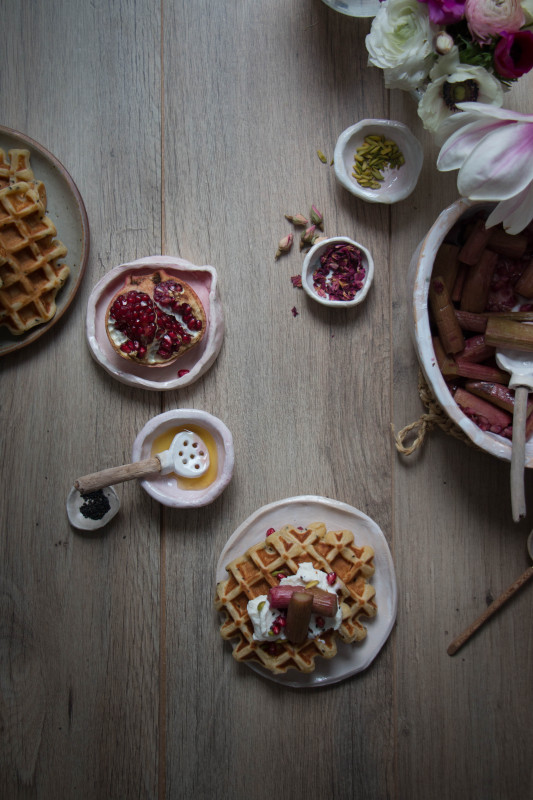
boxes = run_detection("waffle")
[0,148,36,190]
[215,522,377,674]
[0,180,69,334]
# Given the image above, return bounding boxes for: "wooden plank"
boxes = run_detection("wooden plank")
[162,2,395,798]
[0,1,162,797]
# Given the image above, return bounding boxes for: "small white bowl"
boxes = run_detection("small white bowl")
[409,197,533,467]
[334,119,423,204]
[131,409,234,507]
[66,485,120,531]
[301,236,374,308]
[321,0,381,17]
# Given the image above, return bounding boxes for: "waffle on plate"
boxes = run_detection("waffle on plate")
[0,149,69,335]
[215,522,377,674]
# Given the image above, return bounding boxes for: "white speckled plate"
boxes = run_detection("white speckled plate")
[216,495,397,688]
[86,256,224,390]
[0,126,90,356]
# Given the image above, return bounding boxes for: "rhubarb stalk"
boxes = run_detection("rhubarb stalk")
[454,387,512,436]
[514,260,533,299]
[460,249,499,313]
[485,317,533,353]
[458,218,492,265]
[429,276,465,354]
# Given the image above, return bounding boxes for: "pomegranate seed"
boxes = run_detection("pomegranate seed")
[266,528,275,536]
[326,572,336,586]
[316,616,325,627]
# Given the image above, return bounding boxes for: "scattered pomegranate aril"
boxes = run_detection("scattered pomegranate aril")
[326,572,336,586]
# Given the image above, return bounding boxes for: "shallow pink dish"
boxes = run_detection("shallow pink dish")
[86,255,224,390]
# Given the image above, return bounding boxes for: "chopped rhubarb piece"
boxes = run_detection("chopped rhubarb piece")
[285,592,313,644]
[451,263,467,304]
[432,337,458,377]
[465,380,533,417]
[454,387,513,436]
[459,218,492,265]
[488,228,528,258]
[460,249,499,313]
[268,584,338,617]
[515,260,533,299]
[429,276,465,354]
[455,334,495,363]
[485,317,533,353]
[433,243,461,295]
[454,361,509,384]
[455,310,488,333]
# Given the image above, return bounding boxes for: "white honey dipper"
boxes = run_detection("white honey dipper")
[74,429,210,494]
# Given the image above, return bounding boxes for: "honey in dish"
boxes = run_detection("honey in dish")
[151,425,218,490]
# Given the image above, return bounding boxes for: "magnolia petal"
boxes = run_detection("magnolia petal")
[485,181,533,234]
[455,102,533,124]
[457,123,533,200]
[437,119,510,171]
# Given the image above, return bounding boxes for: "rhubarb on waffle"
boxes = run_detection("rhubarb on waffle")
[0,181,69,335]
[215,522,377,674]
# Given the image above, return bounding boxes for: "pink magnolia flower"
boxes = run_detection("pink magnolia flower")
[465,0,525,43]
[417,0,466,24]
[494,30,533,78]
[437,103,533,234]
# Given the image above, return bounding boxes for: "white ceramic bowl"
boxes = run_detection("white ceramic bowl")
[409,197,533,467]
[131,409,235,507]
[334,119,423,204]
[321,0,381,18]
[301,236,374,308]
[66,486,120,531]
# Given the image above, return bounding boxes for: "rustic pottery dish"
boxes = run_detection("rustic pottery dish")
[0,126,90,356]
[216,495,397,688]
[334,119,423,204]
[321,0,380,17]
[86,255,224,390]
[66,485,120,531]
[131,409,234,508]
[408,197,533,467]
[301,236,374,308]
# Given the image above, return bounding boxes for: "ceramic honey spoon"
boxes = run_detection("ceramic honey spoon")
[495,349,533,522]
[74,429,210,494]
[447,529,533,656]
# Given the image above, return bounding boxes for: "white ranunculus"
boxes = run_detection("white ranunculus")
[417,48,503,132]
[437,103,533,234]
[365,0,437,91]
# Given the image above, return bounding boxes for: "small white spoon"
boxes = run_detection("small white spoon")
[74,429,210,494]
[495,348,533,522]
[448,529,533,656]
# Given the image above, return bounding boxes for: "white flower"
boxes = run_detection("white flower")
[437,103,533,234]
[365,0,437,91]
[521,0,533,23]
[417,48,503,132]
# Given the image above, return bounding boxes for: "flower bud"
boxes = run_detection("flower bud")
[285,213,308,227]
[310,205,324,229]
[434,31,454,55]
[299,225,316,250]
[275,232,294,260]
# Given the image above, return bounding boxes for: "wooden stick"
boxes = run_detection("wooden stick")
[74,456,162,494]
[447,565,533,655]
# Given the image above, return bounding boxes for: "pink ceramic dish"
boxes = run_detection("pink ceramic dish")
[132,409,234,508]
[86,255,224,390]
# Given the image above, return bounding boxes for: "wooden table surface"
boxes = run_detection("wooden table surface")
[2,2,532,798]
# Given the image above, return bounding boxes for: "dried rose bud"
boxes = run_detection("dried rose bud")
[310,205,324,230]
[435,31,453,54]
[275,232,294,260]
[299,225,316,250]
[285,213,308,227]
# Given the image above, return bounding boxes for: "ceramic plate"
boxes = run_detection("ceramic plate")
[215,495,397,688]
[0,126,90,356]
[86,255,224,390]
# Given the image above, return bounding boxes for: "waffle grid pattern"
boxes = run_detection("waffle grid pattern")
[215,522,377,674]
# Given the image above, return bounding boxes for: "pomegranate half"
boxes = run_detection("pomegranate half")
[105,270,206,366]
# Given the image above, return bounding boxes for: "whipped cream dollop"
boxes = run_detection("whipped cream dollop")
[247,562,342,642]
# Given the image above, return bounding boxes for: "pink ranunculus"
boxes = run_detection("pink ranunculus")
[494,30,533,78]
[465,0,525,44]
[417,0,466,25]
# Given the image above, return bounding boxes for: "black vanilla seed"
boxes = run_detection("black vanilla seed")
[79,490,111,520]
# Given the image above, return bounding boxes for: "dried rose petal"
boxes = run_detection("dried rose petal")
[291,274,302,288]
[291,306,299,317]
[312,242,366,302]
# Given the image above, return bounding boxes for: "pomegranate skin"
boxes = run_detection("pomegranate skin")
[105,270,206,366]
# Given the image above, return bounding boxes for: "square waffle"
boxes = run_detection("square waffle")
[0,180,69,334]
[215,522,377,674]
[0,148,36,190]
